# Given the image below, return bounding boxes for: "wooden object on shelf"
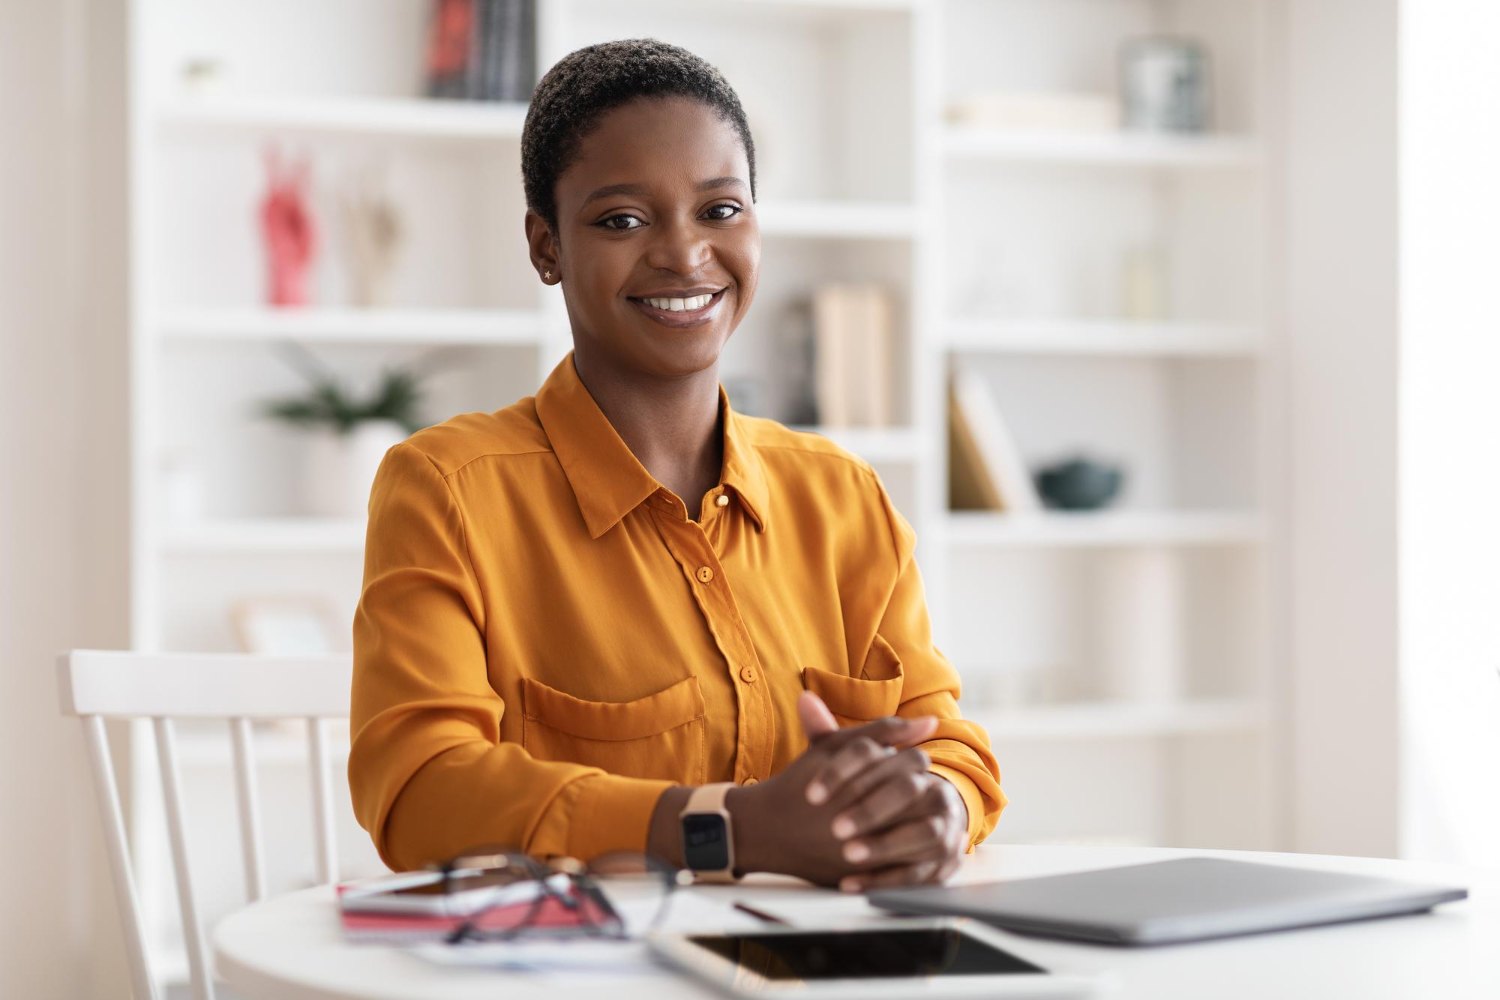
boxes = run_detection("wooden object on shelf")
[947,367,1041,512]
[812,282,893,427]
[948,385,1003,510]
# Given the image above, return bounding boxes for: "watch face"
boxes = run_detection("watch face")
[683,813,731,871]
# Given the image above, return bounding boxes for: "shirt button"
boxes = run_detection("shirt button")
[715,494,729,507]
[696,566,714,583]
[741,776,759,786]
[739,665,757,683]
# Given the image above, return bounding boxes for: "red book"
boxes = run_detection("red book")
[336,881,619,945]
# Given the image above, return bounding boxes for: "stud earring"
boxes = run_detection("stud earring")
[542,269,553,282]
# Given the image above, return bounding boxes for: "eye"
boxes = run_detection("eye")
[597,213,644,231]
[702,203,742,221]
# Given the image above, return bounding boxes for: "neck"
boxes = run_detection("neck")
[570,346,724,502]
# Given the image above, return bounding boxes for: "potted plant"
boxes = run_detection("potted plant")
[260,345,428,517]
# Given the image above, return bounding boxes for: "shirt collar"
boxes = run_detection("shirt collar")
[533,351,769,539]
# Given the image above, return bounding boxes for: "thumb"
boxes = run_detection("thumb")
[797,691,839,741]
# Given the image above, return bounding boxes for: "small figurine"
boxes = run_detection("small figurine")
[339,162,405,308]
[260,144,317,306]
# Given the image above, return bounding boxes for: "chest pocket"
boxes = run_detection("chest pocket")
[520,675,707,784]
[801,633,905,726]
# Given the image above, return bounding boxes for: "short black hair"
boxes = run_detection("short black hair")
[521,38,757,232]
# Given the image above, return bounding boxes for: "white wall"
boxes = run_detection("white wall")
[1397,0,1500,867]
[1280,0,1401,857]
[0,0,132,995]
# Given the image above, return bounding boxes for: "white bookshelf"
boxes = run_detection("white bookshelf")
[973,698,1267,742]
[941,510,1264,549]
[155,94,530,140]
[159,306,548,345]
[942,126,1263,169]
[160,517,367,554]
[755,200,920,239]
[124,0,1282,989]
[944,318,1264,358]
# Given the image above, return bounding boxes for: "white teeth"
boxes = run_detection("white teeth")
[644,293,714,312]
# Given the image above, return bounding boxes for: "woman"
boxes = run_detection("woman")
[349,39,1004,892]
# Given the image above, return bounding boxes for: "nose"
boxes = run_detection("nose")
[643,212,712,276]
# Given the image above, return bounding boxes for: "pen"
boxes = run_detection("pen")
[732,900,789,925]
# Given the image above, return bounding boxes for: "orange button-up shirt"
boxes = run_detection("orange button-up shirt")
[349,352,1005,871]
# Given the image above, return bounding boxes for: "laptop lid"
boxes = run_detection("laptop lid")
[869,857,1468,946]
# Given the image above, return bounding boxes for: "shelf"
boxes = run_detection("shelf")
[945,318,1264,358]
[617,0,919,15]
[785,425,922,462]
[968,698,1267,741]
[161,518,366,554]
[942,510,1264,548]
[756,200,918,239]
[158,307,547,347]
[943,127,1263,169]
[154,94,528,141]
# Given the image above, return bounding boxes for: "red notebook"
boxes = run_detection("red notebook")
[336,881,619,945]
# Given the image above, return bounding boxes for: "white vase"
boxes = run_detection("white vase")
[303,420,409,517]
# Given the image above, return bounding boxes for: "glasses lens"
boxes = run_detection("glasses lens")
[441,851,550,944]
[579,852,676,936]
[440,850,677,943]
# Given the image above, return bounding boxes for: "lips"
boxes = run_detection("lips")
[628,287,727,329]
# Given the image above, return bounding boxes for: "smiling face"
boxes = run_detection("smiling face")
[526,96,760,379]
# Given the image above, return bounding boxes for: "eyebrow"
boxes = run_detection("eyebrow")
[582,176,749,205]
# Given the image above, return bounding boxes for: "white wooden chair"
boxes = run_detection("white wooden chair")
[58,649,353,1000]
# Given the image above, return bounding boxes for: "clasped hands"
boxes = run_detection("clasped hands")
[724,692,968,892]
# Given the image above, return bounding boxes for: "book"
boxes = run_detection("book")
[337,876,618,945]
[812,283,893,427]
[948,367,1041,512]
[948,386,1004,510]
[423,0,474,100]
[424,0,535,102]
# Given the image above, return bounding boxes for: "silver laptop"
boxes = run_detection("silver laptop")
[869,857,1467,946]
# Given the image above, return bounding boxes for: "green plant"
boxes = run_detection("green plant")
[260,344,429,435]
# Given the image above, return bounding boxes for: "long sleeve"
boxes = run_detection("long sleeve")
[872,475,1006,849]
[348,442,673,871]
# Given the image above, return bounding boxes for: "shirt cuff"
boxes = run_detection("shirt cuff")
[929,763,985,853]
[529,773,676,861]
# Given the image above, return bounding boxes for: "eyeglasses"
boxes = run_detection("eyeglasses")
[430,848,688,945]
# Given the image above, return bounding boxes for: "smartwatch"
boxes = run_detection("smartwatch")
[679,782,739,883]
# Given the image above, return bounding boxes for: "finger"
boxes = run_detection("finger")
[839,859,943,894]
[824,747,929,820]
[831,769,941,839]
[810,713,938,755]
[797,691,839,741]
[804,716,936,803]
[805,736,893,805]
[840,814,950,869]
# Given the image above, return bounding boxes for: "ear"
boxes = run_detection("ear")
[524,209,560,284]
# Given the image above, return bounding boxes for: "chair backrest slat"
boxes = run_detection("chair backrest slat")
[59,650,353,1000]
[154,717,215,1000]
[228,717,268,903]
[307,717,339,885]
[85,716,161,1000]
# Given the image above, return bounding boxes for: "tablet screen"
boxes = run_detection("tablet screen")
[686,927,1046,981]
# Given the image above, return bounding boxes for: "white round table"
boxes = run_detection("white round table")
[215,844,1500,999]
